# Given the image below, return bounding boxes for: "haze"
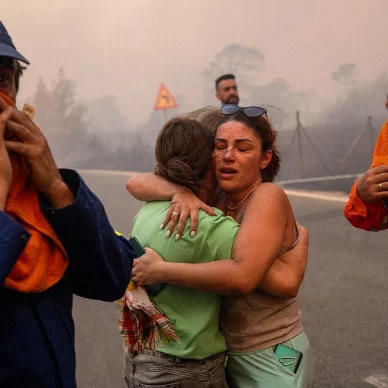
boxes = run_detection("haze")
[4,0,388,126]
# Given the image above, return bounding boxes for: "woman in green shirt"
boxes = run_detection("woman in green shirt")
[123,117,237,388]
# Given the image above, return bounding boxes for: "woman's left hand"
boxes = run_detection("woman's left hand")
[132,248,166,285]
[161,190,216,239]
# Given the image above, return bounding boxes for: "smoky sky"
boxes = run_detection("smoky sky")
[3,0,388,126]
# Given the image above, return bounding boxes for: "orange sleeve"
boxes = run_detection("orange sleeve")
[344,180,387,230]
[371,119,388,168]
[344,119,388,231]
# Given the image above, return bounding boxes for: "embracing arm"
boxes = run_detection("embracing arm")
[126,173,179,201]
[133,184,290,295]
[259,223,308,298]
[127,173,216,234]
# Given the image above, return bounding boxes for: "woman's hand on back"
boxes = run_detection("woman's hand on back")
[161,190,216,239]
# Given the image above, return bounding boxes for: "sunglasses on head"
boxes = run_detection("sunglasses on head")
[220,104,267,118]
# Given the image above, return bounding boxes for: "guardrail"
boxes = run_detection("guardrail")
[277,173,363,185]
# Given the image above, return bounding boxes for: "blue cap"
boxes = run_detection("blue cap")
[0,21,29,64]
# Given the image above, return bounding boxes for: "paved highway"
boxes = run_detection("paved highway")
[73,171,387,388]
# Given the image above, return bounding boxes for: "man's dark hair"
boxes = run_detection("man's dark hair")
[215,74,236,90]
[15,61,26,93]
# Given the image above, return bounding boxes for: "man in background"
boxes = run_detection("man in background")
[215,73,240,105]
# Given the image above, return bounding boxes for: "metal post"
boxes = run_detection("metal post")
[367,115,375,152]
[296,111,304,179]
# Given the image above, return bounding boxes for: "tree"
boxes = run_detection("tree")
[323,72,388,123]
[79,133,155,172]
[331,63,357,85]
[29,69,159,172]
[85,94,133,151]
[247,78,312,129]
[202,44,265,104]
[31,68,89,167]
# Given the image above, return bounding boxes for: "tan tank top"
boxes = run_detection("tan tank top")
[220,220,303,352]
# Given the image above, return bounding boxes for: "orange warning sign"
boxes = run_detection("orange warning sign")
[154,84,177,111]
[22,103,36,120]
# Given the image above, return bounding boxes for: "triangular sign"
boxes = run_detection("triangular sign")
[154,84,177,111]
[22,103,36,120]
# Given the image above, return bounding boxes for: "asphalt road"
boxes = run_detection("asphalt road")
[73,171,387,388]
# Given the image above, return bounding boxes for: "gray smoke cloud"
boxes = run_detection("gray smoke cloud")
[331,64,357,82]
[2,0,388,176]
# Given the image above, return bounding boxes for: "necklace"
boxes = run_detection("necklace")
[226,183,261,216]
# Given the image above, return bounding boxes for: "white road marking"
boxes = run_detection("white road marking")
[77,169,137,177]
[365,375,388,388]
[284,189,348,203]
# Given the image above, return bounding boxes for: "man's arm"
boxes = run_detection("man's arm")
[0,212,30,285]
[40,169,135,301]
[0,107,27,284]
[2,102,135,301]
[344,179,388,231]
[344,118,388,231]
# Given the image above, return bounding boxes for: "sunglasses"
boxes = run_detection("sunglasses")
[220,104,267,118]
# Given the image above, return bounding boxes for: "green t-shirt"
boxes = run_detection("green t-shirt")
[131,201,239,360]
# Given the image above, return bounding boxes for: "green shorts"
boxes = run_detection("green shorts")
[226,331,314,388]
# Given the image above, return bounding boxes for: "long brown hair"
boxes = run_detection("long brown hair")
[154,117,214,194]
[180,106,221,132]
[218,112,281,182]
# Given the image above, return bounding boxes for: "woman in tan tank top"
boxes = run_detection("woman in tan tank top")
[129,106,314,388]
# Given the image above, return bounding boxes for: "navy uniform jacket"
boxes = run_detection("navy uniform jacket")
[0,169,134,388]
